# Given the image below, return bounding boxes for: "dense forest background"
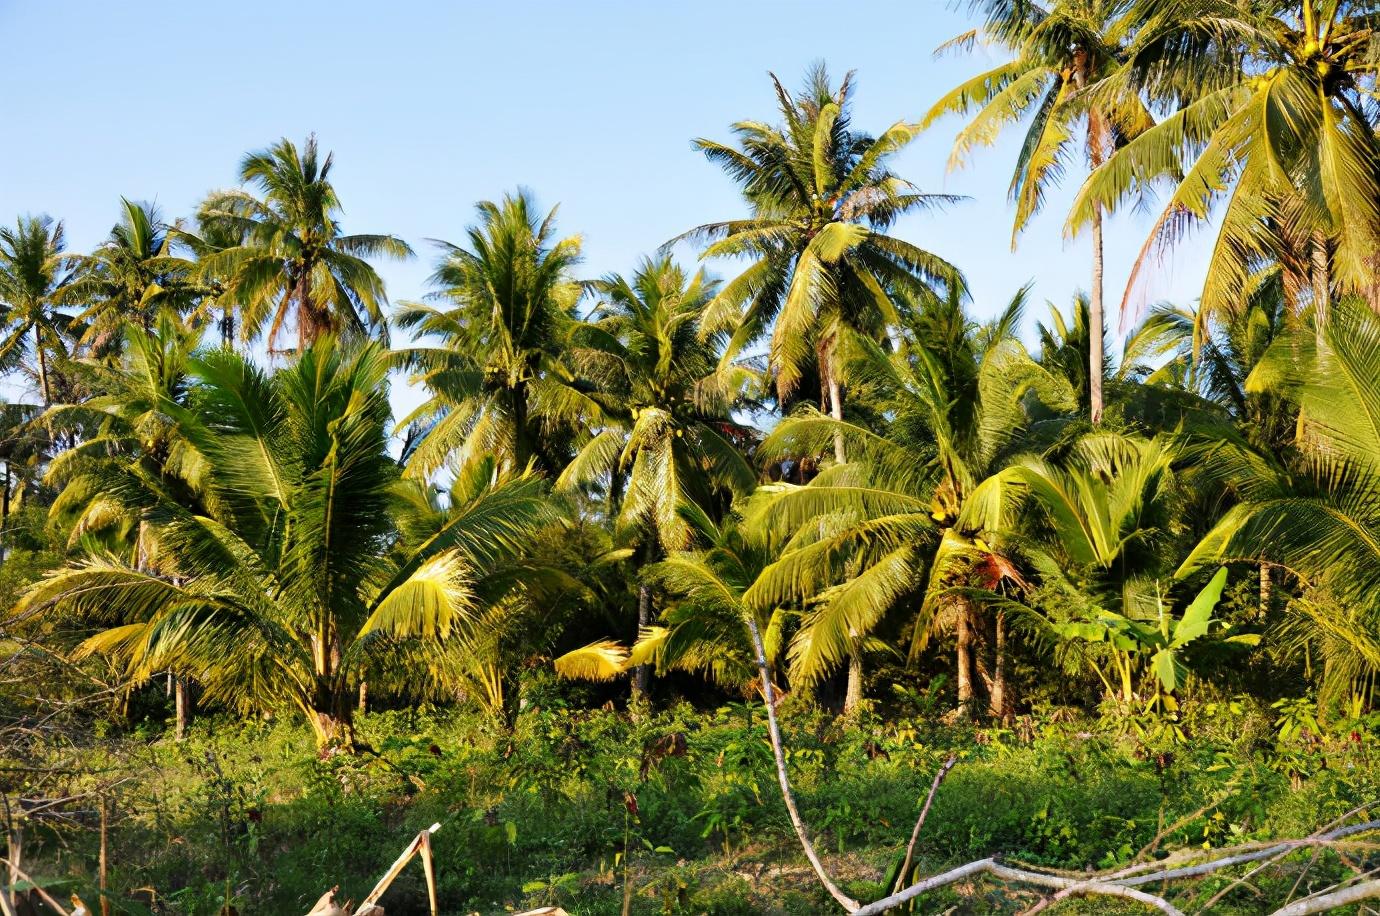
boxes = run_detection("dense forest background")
[7,1,1380,913]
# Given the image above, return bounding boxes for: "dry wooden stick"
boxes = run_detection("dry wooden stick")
[419,829,438,916]
[1193,845,1296,912]
[352,823,441,916]
[891,756,957,895]
[98,797,109,916]
[1268,877,1380,915]
[0,857,70,916]
[1118,820,1380,887]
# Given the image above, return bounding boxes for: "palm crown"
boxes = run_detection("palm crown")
[684,64,965,445]
[198,134,413,351]
[396,190,596,478]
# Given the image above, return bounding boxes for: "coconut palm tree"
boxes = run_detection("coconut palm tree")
[682,64,965,462]
[18,338,550,748]
[0,215,78,407]
[61,199,200,353]
[925,0,1154,423]
[1070,0,1380,329]
[556,255,758,697]
[749,289,1075,715]
[0,401,46,565]
[395,190,597,478]
[38,314,206,735]
[1181,300,1380,710]
[197,134,412,352]
[964,431,1186,703]
[43,314,205,555]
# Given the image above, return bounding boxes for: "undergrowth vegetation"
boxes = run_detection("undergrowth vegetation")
[18,686,1380,914]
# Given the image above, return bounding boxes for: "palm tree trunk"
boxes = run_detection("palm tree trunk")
[1,462,10,568]
[1089,204,1106,424]
[511,382,532,472]
[989,610,1009,723]
[297,267,315,352]
[632,581,653,703]
[827,345,863,713]
[825,348,847,465]
[1081,83,1107,425]
[33,325,50,408]
[955,601,975,720]
[174,677,190,741]
[843,649,863,715]
[221,302,235,349]
[743,615,861,912]
[1259,562,1273,620]
[358,680,368,714]
[1312,232,1330,331]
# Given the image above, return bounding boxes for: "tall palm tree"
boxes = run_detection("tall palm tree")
[18,338,550,748]
[1070,0,1380,329]
[61,199,200,353]
[0,215,78,407]
[682,64,964,462]
[175,197,252,349]
[198,134,412,352]
[396,190,596,478]
[556,255,758,697]
[750,290,1074,715]
[926,0,1153,423]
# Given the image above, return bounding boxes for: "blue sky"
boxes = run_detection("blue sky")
[0,0,1209,412]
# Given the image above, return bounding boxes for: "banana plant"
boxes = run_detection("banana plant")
[1047,568,1256,708]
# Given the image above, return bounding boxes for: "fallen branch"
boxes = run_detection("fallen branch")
[854,858,1184,916]
[745,616,860,912]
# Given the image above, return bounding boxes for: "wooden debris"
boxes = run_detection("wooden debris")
[308,825,437,916]
[305,887,345,916]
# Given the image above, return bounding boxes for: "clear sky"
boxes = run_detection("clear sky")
[0,0,1209,413]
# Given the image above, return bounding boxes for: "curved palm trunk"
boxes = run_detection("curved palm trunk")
[825,343,865,711]
[744,614,861,912]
